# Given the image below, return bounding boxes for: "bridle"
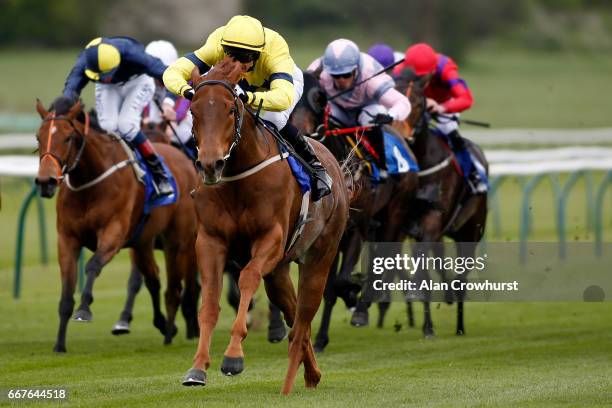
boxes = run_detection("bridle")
[39,112,89,179]
[193,79,245,162]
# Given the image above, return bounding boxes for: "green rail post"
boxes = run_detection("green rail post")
[520,174,559,263]
[584,172,595,232]
[13,183,39,299]
[594,170,612,256]
[557,171,583,259]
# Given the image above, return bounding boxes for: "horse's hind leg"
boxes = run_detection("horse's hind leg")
[74,223,123,322]
[314,252,340,352]
[112,252,143,335]
[54,235,80,352]
[131,243,168,337]
[264,264,297,343]
[162,244,186,345]
[268,302,287,343]
[282,248,335,395]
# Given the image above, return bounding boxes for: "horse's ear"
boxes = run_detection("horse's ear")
[190,67,201,86]
[36,98,48,118]
[67,99,82,119]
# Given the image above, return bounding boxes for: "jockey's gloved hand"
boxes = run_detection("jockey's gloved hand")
[234,85,250,104]
[372,113,394,125]
[183,89,195,101]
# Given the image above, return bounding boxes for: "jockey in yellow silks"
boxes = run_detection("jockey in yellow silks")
[163,15,332,201]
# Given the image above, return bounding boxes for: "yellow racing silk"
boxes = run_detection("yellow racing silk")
[163,26,296,112]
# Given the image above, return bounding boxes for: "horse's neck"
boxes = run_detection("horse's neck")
[225,116,279,175]
[412,128,448,167]
[68,127,124,185]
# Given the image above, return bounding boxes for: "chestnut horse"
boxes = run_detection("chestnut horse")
[35,97,199,351]
[182,57,349,394]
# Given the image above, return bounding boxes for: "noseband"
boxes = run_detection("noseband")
[193,79,245,161]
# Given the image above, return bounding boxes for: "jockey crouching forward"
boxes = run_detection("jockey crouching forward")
[308,39,411,178]
[144,40,197,160]
[163,15,332,201]
[393,43,486,194]
[62,36,173,197]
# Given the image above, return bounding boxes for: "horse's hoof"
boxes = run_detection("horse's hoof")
[456,329,465,336]
[73,309,92,322]
[153,315,167,336]
[221,356,244,376]
[182,368,207,386]
[111,320,130,335]
[267,324,287,343]
[53,344,66,353]
[350,311,369,327]
[313,339,328,353]
[423,328,436,339]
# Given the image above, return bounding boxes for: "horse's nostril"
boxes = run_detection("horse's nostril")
[195,160,204,172]
[214,159,225,172]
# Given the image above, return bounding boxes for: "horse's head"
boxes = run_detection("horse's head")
[190,56,244,184]
[34,96,88,198]
[290,71,327,136]
[395,68,430,139]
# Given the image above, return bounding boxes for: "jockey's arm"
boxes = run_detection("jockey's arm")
[63,50,90,98]
[440,68,473,113]
[379,88,412,122]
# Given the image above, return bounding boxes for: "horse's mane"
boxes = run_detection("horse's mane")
[205,56,243,84]
[49,96,105,133]
[394,68,424,94]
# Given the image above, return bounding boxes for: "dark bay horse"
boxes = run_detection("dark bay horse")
[380,69,488,337]
[183,57,349,394]
[290,71,418,351]
[35,97,199,351]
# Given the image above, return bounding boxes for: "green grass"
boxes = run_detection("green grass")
[0,173,611,406]
[1,46,612,129]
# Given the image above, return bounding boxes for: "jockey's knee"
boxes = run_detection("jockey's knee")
[261,110,290,131]
[98,117,119,135]
[117,118,141,142]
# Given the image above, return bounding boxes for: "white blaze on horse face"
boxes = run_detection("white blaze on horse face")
[208,98,215,106]
[50,126,57,135]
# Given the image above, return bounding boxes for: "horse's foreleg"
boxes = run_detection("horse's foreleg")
[112,252,143,335]
[74,223,123,322]
[54,234,80,352]
[183,232,226,386]
[222,227,283,376]
[181,248,200,340]
[313,253,340,352]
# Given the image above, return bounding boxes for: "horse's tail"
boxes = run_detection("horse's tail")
[340,146,361,205]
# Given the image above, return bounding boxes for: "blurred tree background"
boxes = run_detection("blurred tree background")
[1,0,611,59]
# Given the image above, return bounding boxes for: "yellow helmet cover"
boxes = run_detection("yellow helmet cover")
[84,38,121,81]
[220,15,266,52]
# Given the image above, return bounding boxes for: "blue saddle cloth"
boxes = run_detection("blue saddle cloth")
[127,150,179,244]
[282,146,311,195]
[384,131,419,175]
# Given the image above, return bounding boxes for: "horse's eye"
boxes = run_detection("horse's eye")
[229,106,235,114]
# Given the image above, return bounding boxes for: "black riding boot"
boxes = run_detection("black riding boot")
[369,127,387,179]
[280,122,332,201]
[131,134,173,197]
[447,130,486,194]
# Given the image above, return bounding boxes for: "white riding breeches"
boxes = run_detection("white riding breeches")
[95,74,155,142]
[260,65,304,130]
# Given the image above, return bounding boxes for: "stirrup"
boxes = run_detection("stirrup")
[311,169,332,202]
